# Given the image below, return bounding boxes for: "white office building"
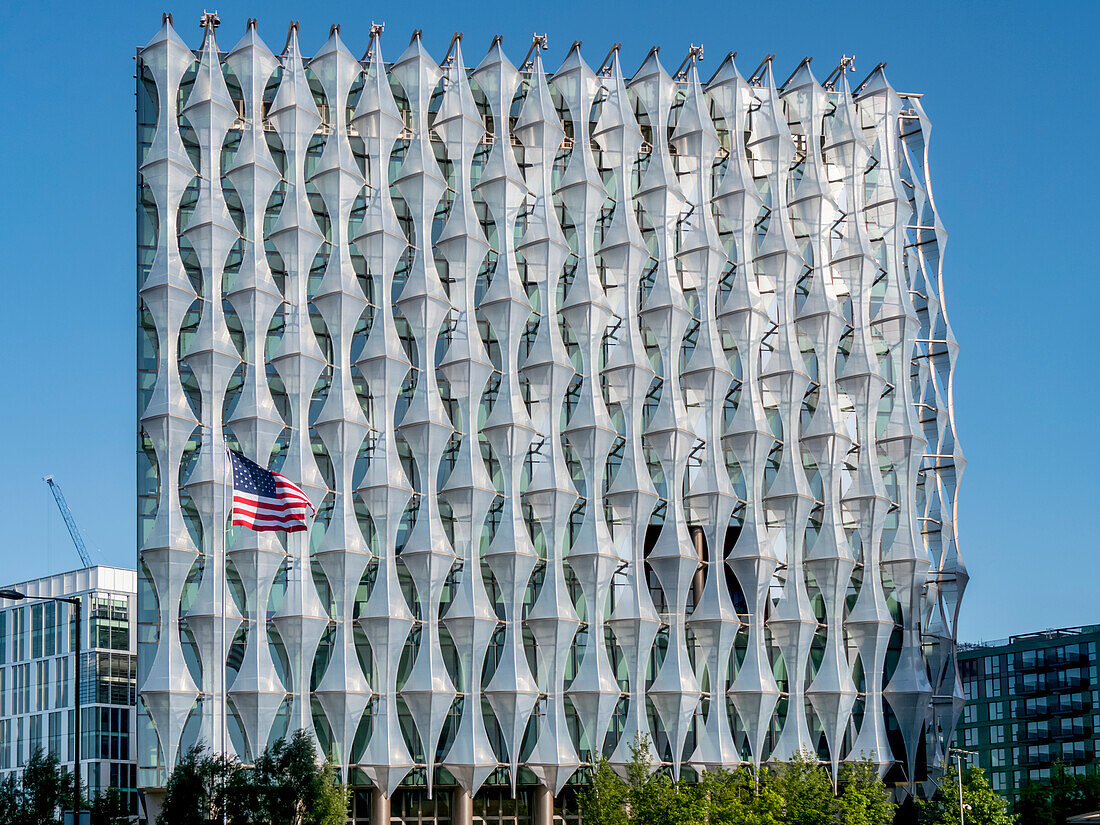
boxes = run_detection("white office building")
[0,566,138,813]
[136,13,965,824]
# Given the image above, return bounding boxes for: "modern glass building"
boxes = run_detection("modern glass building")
[955,626,1100,802]
[0,566,139,813]
[136,12,964,824]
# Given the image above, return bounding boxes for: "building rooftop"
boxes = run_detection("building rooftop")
[1,565,136,599]
[958,624,1100,652]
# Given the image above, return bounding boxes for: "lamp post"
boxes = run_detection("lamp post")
[948,747,977,825]
[0,589,83,816]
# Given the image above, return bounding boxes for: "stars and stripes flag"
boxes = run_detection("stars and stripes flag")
[228,450,314,533]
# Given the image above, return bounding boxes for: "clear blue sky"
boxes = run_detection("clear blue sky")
[0,0,1095,642]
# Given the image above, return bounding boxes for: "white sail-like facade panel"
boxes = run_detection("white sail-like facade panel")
[137,15,963,816]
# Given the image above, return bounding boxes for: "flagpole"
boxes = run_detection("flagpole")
[221,436,229,762]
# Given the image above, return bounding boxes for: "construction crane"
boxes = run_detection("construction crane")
[43,476,93,568]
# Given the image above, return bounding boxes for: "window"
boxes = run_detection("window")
[82,707,130,762]
[993,772,1007,791]
[89,653,137,705]
[964,680,977,701]
[55,656,68,708]
[990,703,1005,721]
[0,719,9,769]
[12,664,30,715]
[90,597,129,652]
[0,667,5,716]
[12,608,25,661]
[964,728,977,746]
[30,604,43,660]
[48,712,63,758]
[963,705,976,724]
[16,717,24,766]
[43,602,55,658]
[991,748,1006,767]
[29,715,42,752]
[0,611,6,664]
[985,678,1002,698]
[991,726,1005,744]
[36,660,50,711]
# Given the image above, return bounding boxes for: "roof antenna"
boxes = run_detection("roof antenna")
[824,55,855,90]
[521,33,548,72]
[199,9,219,29]
[674,43,704,81]
[363,21,384,62]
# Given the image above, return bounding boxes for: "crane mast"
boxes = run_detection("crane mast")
[43,475,93,568]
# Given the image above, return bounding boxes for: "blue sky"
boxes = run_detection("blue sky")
[0,0,1095,641]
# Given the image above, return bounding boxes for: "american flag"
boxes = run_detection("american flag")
[228,450,313,533]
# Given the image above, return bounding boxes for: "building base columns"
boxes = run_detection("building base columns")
[452,786,473,825]
[534,784,554,825]
[371,787,390,825]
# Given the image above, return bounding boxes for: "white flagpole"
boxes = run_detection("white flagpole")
[221,437,229,760]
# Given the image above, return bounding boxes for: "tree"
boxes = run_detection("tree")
[772,750,835,825]
[89,787,133,825]
[157,732,346,825]
[0,773,22,824]
[577,758,628,825]
[229,730,347,825]
[622,734,680,825]
[836,759,896,825]
[700,766,784,825]
[919,764,1016,825]
[157,744,239,825]
[1013,762,1100,825]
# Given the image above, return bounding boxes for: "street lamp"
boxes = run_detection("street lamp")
[0,589,83,817]
[948,747,977,825]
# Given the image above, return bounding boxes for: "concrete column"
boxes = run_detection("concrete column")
[453,786,474,825]
[371,787,390,825]
[690,526,706,608]
[534,784,554,825]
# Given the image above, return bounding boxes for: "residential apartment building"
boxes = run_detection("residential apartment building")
[0,566,139,813]
[956,625,1100,801]
[136,12,965,824]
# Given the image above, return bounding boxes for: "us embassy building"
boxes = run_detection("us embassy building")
[136,11,965,824]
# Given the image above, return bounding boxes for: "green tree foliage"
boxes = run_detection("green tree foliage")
[773,751,836,825]
[577,758,628,825]
[0,747,83,825]
[230,730,347,825]
[701,767,784,825]
[89,787,134,825]
[918,764,1016,825]
[1012,762,1100,825]
[577,736,890,825]
[157,743,239,825]
[835,759,896,825]
[156,731,346,825]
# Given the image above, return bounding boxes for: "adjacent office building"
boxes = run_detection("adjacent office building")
[955,626,1100,801]
[136,13,965,823]
[0,566,139,813]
